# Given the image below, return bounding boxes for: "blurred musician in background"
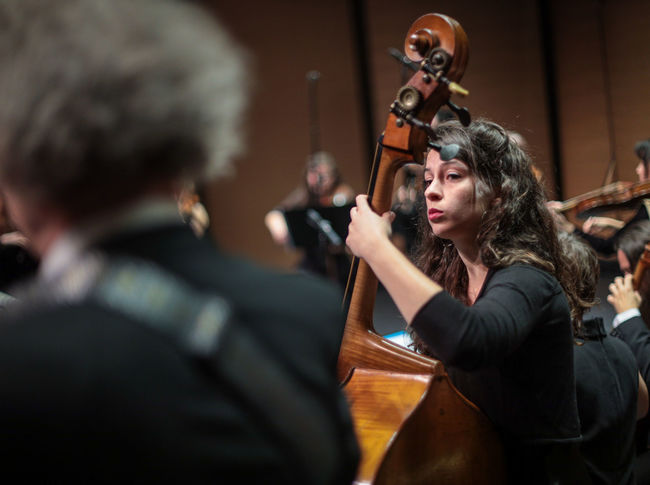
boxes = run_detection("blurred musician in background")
[390,164,422,256]
[550,138,650,257]
[264,151,355,286]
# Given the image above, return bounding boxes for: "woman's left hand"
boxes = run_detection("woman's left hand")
[607,274,642,314]
[346,194,395,261]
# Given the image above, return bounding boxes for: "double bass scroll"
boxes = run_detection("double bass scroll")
[338,13,505,485]
[339,13,470,382]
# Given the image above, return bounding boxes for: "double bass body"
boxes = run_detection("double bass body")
[338,13,505,484]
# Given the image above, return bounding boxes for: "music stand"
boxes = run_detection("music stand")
[283,204,353,249]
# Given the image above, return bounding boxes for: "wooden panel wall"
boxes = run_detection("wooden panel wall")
[201,0,650,269]
[552,0,650,195]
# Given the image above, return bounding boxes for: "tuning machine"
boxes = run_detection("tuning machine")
[390,85,423,128]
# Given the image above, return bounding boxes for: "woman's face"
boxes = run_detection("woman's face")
[423,149,485,246]
[306,163,335,196]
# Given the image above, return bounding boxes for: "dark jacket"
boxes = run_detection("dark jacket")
[575,318,638,485]
[0,223,359,484]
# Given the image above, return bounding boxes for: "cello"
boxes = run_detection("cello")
[338,13,505,484]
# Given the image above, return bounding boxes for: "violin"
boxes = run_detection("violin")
[554,181,634,215]
[576,180,650,218]
[554,180,649,240]
[338,13,505,484]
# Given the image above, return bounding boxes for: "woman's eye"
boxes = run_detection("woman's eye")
[447,172,461,180]
[423,179,432,188]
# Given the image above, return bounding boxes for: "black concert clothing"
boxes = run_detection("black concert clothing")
[0,242,38,293]
[0,222,359,484]
[574,317,638,484]
[612,314,650,485]
[410,264,583,484]
[275,184,354,288]
[613,315,650,390]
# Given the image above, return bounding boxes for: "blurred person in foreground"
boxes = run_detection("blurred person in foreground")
[0,0,358,483]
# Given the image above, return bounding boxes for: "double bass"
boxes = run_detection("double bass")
[338,14,505,484]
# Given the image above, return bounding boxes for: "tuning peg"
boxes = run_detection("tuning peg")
[446,100,471,127]
[447,81,469,97]
[420,65,469,98]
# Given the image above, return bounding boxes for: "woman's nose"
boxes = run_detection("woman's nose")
[424,180,442,199]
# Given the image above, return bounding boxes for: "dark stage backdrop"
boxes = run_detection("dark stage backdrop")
[199,0,650,270]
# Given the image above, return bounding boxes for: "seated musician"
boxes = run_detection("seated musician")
[0,0,359,482]
[264,151,355,286]
[607,220,650,485]
[608,220,650,382]
[347,119,586,483]
[559,231,647,484]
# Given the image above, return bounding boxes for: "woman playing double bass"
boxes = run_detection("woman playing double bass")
[347,119,587,483]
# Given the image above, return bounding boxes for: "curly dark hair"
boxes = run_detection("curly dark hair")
[557,232,599,333]
[410,119,580,352]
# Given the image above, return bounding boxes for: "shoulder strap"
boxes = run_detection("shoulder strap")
[92,258,229,358]
[57,253,340,485]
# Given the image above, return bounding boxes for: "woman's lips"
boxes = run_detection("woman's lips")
[428,208,443,221]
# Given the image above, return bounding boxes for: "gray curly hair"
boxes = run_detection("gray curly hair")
[0,0,248,217]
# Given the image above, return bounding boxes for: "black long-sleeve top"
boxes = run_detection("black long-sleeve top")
[410,264,583,483]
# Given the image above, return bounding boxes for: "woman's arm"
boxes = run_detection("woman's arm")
[346,194,442,323]
[264,210,290,246]
[410,266,563,369]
